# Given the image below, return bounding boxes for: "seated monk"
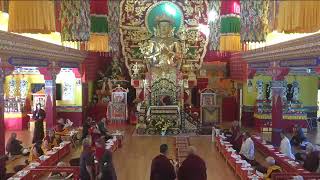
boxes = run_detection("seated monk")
[302,144,320,172]
[240,132,255,163]
[229,121,242,152]
[43,130,60,152]
[263,156,282,180]
[178,146,207,180]
[48,161,73,179]
[6,132,28,156]
[29,141,44,162]
[55,118,70,136]
[290,125,307,147]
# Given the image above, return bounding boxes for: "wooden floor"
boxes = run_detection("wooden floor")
[5,126,238,180]
[7,124,320,180]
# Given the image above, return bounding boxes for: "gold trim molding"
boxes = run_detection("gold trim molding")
[240,33,320,63]
[0,30,87,62]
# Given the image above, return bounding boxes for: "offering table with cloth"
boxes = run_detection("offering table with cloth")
[251,135,309,173]
[8,141,71,180]
[215,135,262,180]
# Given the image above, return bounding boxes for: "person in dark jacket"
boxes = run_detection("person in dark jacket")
[150,144,176,180]
[178,146,207,180]
[32,103,45,143]
[290,125,307,147]
[98,150,117,180]
[6,132,24,156]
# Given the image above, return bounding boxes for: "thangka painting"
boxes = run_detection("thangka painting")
[120,0,209,78]
[200,89,220,126]
[108,85,128,123]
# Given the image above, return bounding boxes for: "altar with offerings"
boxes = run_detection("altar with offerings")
[120,1,209,135]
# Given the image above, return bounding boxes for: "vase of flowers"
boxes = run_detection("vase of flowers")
[154,116,173,135]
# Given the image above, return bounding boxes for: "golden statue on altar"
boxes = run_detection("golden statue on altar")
[140,14,183,70]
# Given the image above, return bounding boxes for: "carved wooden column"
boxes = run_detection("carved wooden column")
[39,65,61,130]
[0,59,14,178]
[267,62,289,146]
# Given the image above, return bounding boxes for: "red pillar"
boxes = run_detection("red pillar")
[267,63,289,146]
[0,61,14,177]
[39,67,61,130]
[271,81,285,146]
[0,72,5,177]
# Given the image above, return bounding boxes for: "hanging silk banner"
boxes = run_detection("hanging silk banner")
[108,0,121,58]
[0,0,8,13]
[60,0,90,42]
[208,0,221,51]
[87,0,109,53]
[277,1,320,33]
[240,0,269,42]
[8,0,56,34]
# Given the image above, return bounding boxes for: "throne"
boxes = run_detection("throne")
[143,67,182,135]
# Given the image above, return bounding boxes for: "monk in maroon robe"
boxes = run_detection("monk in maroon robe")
[178,146,207,180]
[230,121,242,152]
[150,144,176,180]
[303,144,320,172]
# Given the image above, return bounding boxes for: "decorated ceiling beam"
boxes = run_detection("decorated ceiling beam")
[87,0,109,53]
[8,0,56,34]
[241,33,320,63]
[0,31,86,63]
[60,0,90,42]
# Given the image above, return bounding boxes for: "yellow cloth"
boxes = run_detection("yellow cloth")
[8,0,56,33]
[264,165,282,180]
[220,35,241,52]
[277,1,320,33]
[87,34,110,52]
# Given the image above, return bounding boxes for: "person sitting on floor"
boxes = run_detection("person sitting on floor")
[301,144,320,172]
[240,132,255,162]
[55,118,73,136]
[178,146,207,180]
[263,156,282,180]
[229,121,242,152]
[48,161,73,179]
[290,125,307,147]
[6,132,29,156]
[29,140,44,162]
[43,130,60,152]
[280,131,295,160]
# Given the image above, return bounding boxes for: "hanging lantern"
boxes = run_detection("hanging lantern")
[87,0,109,53]
[219,0,241,52]
[8,0,56,34]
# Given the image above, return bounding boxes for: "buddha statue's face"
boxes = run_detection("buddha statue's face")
[158,21,172,37]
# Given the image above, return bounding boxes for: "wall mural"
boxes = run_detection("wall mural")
[120,0,208,78]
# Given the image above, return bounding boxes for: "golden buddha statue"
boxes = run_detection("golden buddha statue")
[141,14,182,69]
